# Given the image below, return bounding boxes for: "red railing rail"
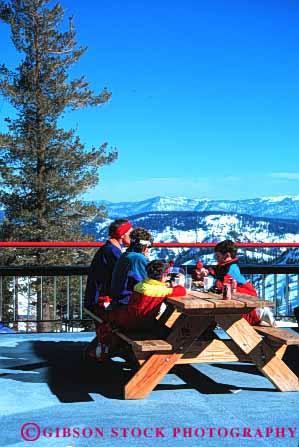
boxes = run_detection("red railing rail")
[0,242,299,248]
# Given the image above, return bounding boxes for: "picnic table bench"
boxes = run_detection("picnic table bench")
[85,290,299,399]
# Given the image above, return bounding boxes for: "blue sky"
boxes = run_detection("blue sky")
[1,0,299,202]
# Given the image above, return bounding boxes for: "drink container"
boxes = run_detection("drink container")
[185,275,192,290]
[231,279,237,295]
[173,276,180,287]
[179,274,185,286]
[203,276,210,291]
[223,283,232,300]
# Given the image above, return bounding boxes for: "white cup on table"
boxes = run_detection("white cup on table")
[173,276,181,286]
[185,275,192,291]
[204,276,214,291]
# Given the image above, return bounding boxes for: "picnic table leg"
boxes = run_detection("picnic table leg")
[124,315,214,399]
[124,352,182,399]
[216,314,299,392]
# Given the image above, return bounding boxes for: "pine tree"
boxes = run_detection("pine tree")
[0,0,117,245]
[0,0,117,330]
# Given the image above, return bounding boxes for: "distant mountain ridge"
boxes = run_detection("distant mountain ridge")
[1,195,298,222]
[92,195,299,220]
[82,210,299,266]
[89,211,299,243]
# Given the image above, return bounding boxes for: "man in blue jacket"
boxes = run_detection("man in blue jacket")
[110,227,153,306]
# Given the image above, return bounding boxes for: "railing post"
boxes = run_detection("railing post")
[0,276,3,322]
[53,276,57,320]
[285,274,290,317]
[273,274,278,317]
[262,274,266,299]
[40,276,43,321]
[80,275,83,320]
[27,277,31,333]
[66,276,70,332]
[13,276,16,322]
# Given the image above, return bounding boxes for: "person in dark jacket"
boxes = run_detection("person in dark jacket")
[83,219,132,361]
[84,219,133,311]
[87,227,153,361]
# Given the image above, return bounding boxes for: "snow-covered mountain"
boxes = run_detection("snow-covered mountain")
[82,210,299,267]
[97,196,200,216]
[89,210,299,243]
[92,195,299,220]
[1,194,298,222]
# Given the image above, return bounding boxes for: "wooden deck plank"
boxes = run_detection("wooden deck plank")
[203,298,245,308]
[168,296,248,310]
[167,296,215,309]
[233,293,274,308]
[168,291,273,310]
[187,290,216,299]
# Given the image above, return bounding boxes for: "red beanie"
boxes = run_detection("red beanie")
[196,261,203,270]
[169,260,175,267]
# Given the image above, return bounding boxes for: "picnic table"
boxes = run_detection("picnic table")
[121,290,299,399]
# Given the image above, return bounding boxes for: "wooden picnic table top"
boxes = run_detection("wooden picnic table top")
[167,290,274,311]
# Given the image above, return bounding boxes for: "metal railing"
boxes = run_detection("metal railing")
[0,242,299,332]
[0,266,89,332]
[0,264,298,332]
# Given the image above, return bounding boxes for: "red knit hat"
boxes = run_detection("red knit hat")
[113,221,132,238]
[196,261,203,270]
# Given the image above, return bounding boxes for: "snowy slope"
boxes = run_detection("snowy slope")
[92,211,299,244]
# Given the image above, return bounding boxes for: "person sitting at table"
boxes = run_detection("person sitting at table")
[197,240,276,327]
[83,219,133,361]
[95,260,187,360]
[84,219,133,312]
[165,259,186,286]
[89,227,153,361]
[110,227,153,307]
[191,260,210,287]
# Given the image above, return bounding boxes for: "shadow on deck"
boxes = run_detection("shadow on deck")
[1,332,299,403]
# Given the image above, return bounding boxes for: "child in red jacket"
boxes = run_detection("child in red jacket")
[96,260,186,359]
